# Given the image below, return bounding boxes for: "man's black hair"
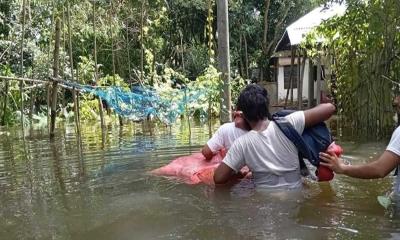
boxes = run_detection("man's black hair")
[237,84,271,122]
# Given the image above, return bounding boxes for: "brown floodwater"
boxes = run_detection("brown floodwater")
[0,120,400,240]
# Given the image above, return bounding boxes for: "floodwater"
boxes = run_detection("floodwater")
[1,120,400,240]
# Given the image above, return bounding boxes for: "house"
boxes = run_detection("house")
[267,3,346,108]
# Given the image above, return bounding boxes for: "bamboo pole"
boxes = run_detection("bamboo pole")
[67,2,80,134]
[29,62,35,122]
[126,18,131,85]
[61,7,66,109]
[1,79,9,125]
[1,31,12,125]
[47,2,55,131]
[19,0,27,128]
[92,0,105,130]
[50,18,62,139]
[140,0,144,83]
[109,0,123,126]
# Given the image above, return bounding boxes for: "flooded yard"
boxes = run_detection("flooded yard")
[0,121,400,240]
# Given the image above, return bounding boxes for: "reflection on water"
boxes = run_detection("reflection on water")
[1,121,400,240]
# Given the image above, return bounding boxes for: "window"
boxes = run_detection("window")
[283,65,298,89]
[312,65,325,81]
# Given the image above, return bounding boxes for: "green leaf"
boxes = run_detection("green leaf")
[377,195,391,209]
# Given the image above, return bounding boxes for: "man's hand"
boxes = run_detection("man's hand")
[233,111,250,131]
[319,152,347,174]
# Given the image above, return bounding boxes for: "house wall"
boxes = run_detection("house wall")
[276,57,327,103]
[259,81,278,106]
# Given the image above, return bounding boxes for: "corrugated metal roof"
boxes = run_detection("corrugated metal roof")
[275,3,346,52]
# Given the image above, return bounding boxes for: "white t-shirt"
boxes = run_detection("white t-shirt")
[386,126,400,194]
[223,111,305,189]
[207,122,247,153]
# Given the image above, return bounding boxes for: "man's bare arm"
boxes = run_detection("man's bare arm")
[304,103,336,128]
[214,162,236,184]
[320,150,400,179]
[201,144,214,161]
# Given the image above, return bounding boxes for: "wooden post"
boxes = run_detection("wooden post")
[307,59,314,108]
[50,18,61,138]
[217,0,232,123]
[92,0,105,130]
[316,56,322,105]
[298,50,306,110]
[297,52,301,109]
[284,46,295,108]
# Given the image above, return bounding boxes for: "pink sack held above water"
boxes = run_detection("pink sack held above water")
[150,152,224,185]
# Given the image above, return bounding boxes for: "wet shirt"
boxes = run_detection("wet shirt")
[223,111,305,189]
[207,122,247,153]
[387,126,400,194]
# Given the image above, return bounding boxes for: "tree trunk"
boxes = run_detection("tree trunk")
[239,33,244,77]
[244,33,249,79]
[50,18,61,139]
[217,0,231,123]
[262,0,271,54]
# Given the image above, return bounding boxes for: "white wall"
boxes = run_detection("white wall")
[277,58,325,102]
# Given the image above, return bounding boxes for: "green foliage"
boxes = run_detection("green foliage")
[0,0,318,126]
[303,0,400,139]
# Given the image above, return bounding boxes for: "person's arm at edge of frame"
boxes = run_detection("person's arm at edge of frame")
[303,103,336,128]
[319,150,400,179]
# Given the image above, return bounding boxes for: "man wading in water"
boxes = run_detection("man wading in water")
[213,84,336,189]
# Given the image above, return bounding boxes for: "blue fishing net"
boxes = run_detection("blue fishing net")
[64,82,210,124]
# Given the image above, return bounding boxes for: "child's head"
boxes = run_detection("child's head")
[237,84,271,122]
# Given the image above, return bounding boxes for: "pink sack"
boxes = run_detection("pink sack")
[150,152,223,185]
